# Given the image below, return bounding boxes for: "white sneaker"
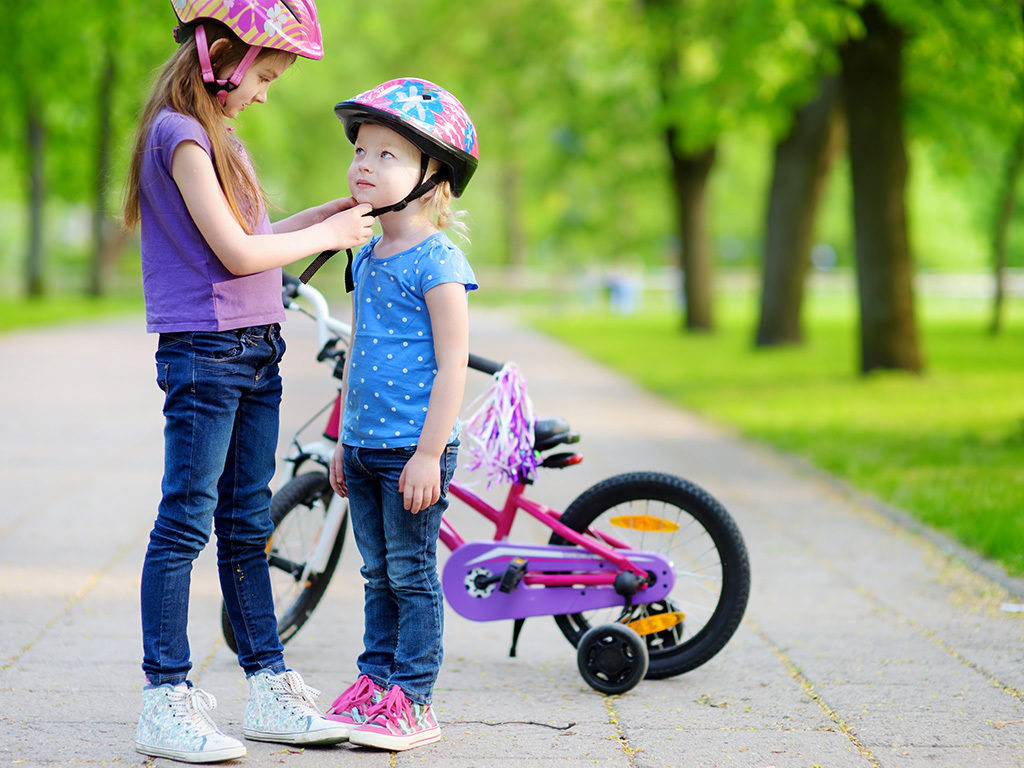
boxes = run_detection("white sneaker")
[243,669,348,745]
[135,683,246,763]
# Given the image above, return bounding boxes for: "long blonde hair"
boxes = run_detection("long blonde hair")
[122,23,294,233]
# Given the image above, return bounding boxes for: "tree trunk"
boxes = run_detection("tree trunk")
[643,0,715,332]
[839,3,922,374]
[665,128,716,331]
[25,96,45,298]
[756,76,843,346]
[501,158,527,287]
[990,123,1024,335]
[89,51,116,297]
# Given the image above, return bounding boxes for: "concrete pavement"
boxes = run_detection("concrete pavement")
[1,305,1022,767]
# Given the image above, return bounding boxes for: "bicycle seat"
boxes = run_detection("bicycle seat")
[534,418,579,452]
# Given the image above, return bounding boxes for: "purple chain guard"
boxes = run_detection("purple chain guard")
[442,541,675,622]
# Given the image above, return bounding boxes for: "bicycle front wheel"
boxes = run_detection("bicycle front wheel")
[549,471,750,679]
[221,471,347,653]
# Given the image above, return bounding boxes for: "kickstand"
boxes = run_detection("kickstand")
[509,618,526,657]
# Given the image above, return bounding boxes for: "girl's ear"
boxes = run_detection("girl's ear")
[208,38,232,79]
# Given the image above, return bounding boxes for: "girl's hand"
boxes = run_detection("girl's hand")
[323,203,374,251]
[315,196,362,221]
[398,451,442,514]
[329,442,348,497]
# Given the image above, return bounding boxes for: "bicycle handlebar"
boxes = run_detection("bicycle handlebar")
[468,353,502,375]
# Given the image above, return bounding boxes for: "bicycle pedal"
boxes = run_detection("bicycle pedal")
[499,557,529,593]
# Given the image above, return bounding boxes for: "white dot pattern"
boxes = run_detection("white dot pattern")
[340,232,478,449]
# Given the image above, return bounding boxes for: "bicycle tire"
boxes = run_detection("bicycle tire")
[549,471,750,679]
[221,471,347,653]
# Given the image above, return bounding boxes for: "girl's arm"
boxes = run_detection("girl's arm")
[399,282,469,514]
[271,197,362,235]
[172,141,374,275]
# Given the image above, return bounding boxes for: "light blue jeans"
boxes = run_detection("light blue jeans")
[343,443,458,705]
[141,326,288,685]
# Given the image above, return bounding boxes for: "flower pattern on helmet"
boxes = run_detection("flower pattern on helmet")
[264,2,290,35]
[385,82,444,130]
[352,78,479,160]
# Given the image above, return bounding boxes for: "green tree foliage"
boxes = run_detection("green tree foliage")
[1,0,1022,343]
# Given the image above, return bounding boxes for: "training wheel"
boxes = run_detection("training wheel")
[576,623,649,695]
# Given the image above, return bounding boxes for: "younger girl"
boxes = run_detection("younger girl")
[321,78,480,752]
[122,1,373,762]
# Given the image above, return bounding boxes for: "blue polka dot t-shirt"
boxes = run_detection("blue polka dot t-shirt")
[342,232,478,449]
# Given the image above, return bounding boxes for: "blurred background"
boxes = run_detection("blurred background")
[1,1,1022,578]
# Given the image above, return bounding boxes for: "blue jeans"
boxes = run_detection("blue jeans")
[141,326,288,685]
[344,443,458,705]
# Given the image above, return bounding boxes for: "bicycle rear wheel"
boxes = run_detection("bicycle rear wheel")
[221,471,347,653]
[549,471,749,679]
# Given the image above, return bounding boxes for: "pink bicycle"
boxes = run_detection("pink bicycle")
[221,275,750,694]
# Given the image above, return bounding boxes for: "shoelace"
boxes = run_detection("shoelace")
[362,685,413,727]
[269,670,323,715]
[327,675,378,715]
[173,687,220,736]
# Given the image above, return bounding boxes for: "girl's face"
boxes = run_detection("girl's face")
[348,123,424,209]
[219,53,289,119]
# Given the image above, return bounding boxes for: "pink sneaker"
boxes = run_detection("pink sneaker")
[348,685,440,751]
[324,675,384,738]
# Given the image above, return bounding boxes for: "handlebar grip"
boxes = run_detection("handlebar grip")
[468,353,503,375]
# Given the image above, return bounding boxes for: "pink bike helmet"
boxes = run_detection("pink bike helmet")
[297,79,479,288]
[334,78,479,197]
[171,0,323,105]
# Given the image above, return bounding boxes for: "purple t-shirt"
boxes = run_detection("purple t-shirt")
[139,108,285,333]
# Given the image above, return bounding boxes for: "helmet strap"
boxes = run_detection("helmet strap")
[193,24,262,107]
[298,157,448,289]
[368,154,443,217]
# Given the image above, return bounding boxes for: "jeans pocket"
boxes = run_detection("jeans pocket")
[190,331,245,361]
[156,362,169,393]
[268,324,286,365]
[440,443,459,495]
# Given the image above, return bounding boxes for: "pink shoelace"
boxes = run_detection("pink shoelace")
[327,675,378,715]
[362,685,413,727]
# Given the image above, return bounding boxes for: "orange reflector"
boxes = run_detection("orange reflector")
[627,612,685,636]
[609,514,680,533]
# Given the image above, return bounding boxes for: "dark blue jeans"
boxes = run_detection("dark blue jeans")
[141,325,288,685]
[344,443,458,705]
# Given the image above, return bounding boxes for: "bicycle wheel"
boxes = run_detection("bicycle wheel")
[549,471,749,680]
[221,471,347,653]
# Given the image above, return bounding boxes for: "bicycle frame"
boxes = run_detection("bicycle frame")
[442,482,648,585]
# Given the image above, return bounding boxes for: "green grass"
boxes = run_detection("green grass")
[533,289,1024,579]
[0,295,143,333]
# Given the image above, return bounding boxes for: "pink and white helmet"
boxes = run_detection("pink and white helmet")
[171,0,323,104]
[172,0,323,58]
[334,78,479,197]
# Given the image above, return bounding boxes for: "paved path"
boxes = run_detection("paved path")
[1,307,1022,768]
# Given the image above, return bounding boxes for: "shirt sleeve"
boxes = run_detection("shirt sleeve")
[419,238,478,294]
[153,111,214,176]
